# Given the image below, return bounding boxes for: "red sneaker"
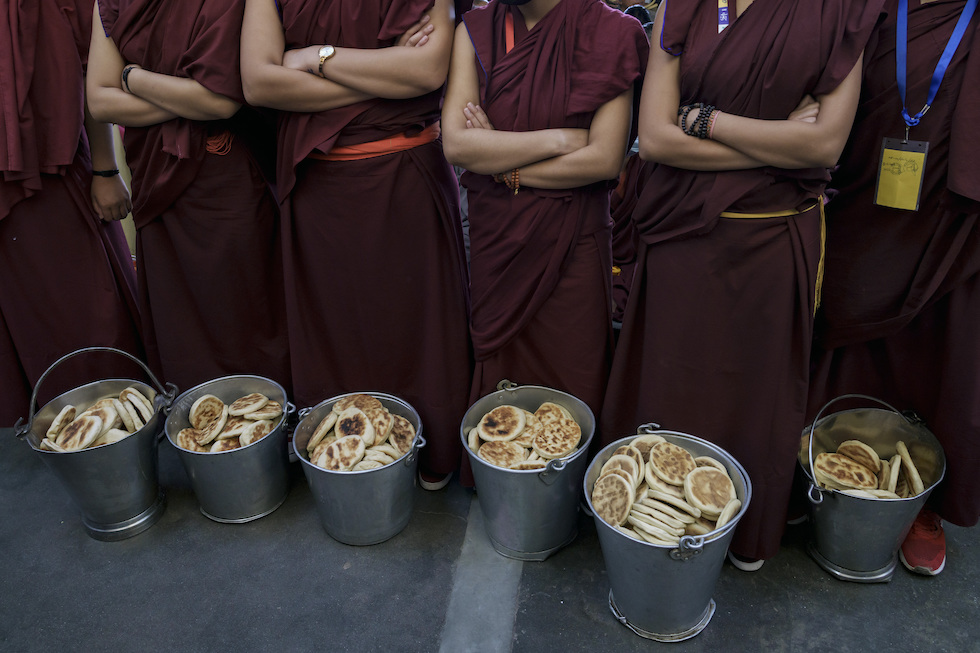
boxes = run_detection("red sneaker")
[899,508,945,576]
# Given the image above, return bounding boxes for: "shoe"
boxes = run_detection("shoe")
[727,551,765,572]
[900,508,945,576]
[419,469,452,491]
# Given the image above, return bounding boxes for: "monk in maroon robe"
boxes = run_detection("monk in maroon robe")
[242,0,472,481]
[88,0,290,396]
[0,0,143,427]
[443,0,648,434]
[601,0,884,564]
[809,0,980,572]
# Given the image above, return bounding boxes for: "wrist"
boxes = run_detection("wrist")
[92,168,120,177]
[121,64,138,94]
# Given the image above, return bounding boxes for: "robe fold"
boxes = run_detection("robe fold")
[601,0,883,560]
[809,0,980,527]
[0,0,143,426]
[278,0,473,475]
[461,0,648,421]
[100,0,290,394]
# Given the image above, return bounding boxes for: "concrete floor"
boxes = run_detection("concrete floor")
[2,426,977,653]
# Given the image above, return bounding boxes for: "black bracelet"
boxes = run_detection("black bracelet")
[678,104,695,134]
[92,168,120,177]
[121,65,136,93]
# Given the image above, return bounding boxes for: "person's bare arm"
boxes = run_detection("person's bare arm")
[282,0,454,98]
[83,103,131,222]
[637,4,763,170]
[441,23,587,174]
[496,90,634,190]
[86,2,175,126]
[121,64,242,121]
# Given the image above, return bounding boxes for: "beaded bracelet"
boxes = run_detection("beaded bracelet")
[502,168,520,195]
[706,110,719,140]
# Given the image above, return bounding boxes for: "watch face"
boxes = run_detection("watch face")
[319,45,334,59]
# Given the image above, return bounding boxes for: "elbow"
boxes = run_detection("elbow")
[208,100,241,121]
[87,92,116,124]
[441,137,465,168]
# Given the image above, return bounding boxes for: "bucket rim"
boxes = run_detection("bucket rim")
[585,431,752,547]
[292,391,425,474]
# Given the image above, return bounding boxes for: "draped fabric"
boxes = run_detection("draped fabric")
[0,0,142,426]
[100,0,290,393]
[810,0,980,527]
[279,0,472,475]
[461,0,648,365]
[602,0,883,560]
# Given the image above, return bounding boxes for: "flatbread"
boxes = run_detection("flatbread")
[79,403,121,436]
[478,405,526,442]
[190,395,225,430]
[307,411,338,453]
[629,434,666,463]
[467,427,481,453]
[684,467,736,518]
[591,473,633,527]
[194,405,229,446]
[600,454,640,488]
[513,411,539,447]
[534,401,572,425]
[371,443,402,459]
[45,405,76,440]
[112,398,136,432]
[628,510,685,537]
[388,414,416,455]
[837,440,882,475]
[694,456,727,473]
[813,452,877,491]
[647,488,701,518]
[177,428,208,452]
[333,393,384,415]
[228,393,269,417]
[886,454,902,493]
[648,441,697,486]
[240,419,275,446]
[714,499,742,529]
[245,400,282,421]
[335,406,376,447]
[511,461,547,470]
[316,435,366,471]
[614,445,645,473]
[878,458,891,490]
[477,441,527,468]
[40,438,67,452]
[896,441,925,496]
[636,498,696,524]
[685,517,716,536]
[92,428,131,447]
[219,416,250,440]
[210,438,242,453]
[644,462,685,499]
[120,387,154,422]
[365,407,394,445]
[353,460,383,471]
[56,415,104,451]
[362,449,396,465]
[531,417,581,459]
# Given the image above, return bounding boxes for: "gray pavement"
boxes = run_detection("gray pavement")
[2,426,978,652]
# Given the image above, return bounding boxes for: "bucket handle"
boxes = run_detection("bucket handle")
[404,435,427,466]
[806,394,907,494]
[636,421,663,434]
[536,457,567,485]
[495,379,519,392]
[13,346,177,440]
[806,481,824,505]
[669,535,704,561]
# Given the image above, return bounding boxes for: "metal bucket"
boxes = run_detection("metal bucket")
[585,430,751,642]
[460,382,595,561]
[800,395,946,583]
[165,375,291,523]
[14,347,176,541]
[293,392,425,545]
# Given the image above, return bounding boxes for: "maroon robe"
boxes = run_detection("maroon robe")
[278,0,473,475]
[601,0,883,560]
[461,0,648,423]
[99,0,290,395]
[809,0,980,527]
[610,152,647,324]
[0,0,143,427]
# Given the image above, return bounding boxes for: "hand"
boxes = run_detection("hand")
[283,46,320,75]
[396,14,434,47]
[90,174,132,222]
[463,102,494,130]
[788,95,820,123]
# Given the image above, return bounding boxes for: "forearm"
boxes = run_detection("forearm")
[710,111,847,169]
[125,68,241,122]
[639,121,765,170]
[317,46,449,98]
[83,103,121,171]
[517,143,625,190]
[87,83,177,127]
[242,60,371,112]
[443,127,582,175]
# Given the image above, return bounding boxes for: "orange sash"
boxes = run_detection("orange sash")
[309,122,441,162]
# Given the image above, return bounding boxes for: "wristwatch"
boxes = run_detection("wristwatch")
[318,45,336,77]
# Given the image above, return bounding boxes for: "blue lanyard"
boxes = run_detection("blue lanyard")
[896,0,978,134]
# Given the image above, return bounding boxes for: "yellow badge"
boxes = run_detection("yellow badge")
[874,137,928,211]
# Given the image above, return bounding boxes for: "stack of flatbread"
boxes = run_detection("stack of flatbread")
[813,439,925,499]
[467,402,583,470]
[39,386,154,452]
[175,392,282,454]
[590,434,742,545]
[304,394,415,472]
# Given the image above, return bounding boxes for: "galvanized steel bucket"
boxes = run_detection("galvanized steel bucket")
[165,375,291,523]
[801,394,946,583]
[14,347,176,541]
[293,392,425,545]
[460,382,595,561]
[585,429,751,642]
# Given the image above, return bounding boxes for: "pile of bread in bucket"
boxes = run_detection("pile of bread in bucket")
[175,392,283,453]
[39,386,154,452]
[811,438,926,499]
[466,401,583,469]
[590,434,740,545]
